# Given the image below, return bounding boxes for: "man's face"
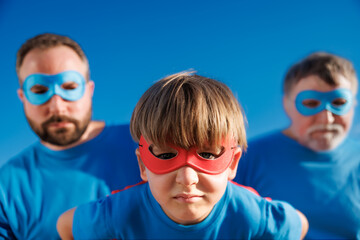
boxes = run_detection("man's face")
[283,74,355,151]
[18,46,94,147]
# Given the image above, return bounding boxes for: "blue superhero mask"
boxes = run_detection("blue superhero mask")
[295,88,353,116]
[22,70,86,105]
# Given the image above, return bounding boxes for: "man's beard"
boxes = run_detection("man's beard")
[26,108,92,146]
[304,124,345,151]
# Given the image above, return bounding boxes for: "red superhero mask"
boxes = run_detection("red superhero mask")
[138,136,237,175]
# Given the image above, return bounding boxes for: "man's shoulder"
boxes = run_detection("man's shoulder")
[102,123,132,139]
[243,131,286,159]
[100,122,136,151]
[0,143,38,172]
[248,130,284,145]
[104,122,130,131]
[342,137,360,149]
[0,143,39,185]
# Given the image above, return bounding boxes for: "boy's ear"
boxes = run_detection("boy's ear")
[135,148,148,181]
[228,147,242,180]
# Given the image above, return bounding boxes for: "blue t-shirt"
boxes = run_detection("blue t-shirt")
[73,181,302,239]
[234,131,360,239]
[0,123,142,240]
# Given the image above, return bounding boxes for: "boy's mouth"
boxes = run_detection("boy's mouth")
[174,193,203,203]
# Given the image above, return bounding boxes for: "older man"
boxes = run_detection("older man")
[0,33,141,239]
[235,52,360,239]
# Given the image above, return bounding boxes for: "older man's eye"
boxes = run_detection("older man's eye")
[156,153,177,160]
[302,99,320,108]
[61,82,78,90]
[198,152,217,160]
[30,85,48,94]
[332,98,347,106]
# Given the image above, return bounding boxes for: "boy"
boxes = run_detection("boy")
[57,71,308,239]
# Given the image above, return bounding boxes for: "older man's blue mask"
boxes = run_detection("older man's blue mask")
[22,71,86,105]
[295,88,353,116]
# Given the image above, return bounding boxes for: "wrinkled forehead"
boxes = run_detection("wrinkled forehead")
[288,74,354,98]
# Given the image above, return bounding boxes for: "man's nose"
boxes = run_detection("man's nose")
[47,95,67,115]
[175,166,199,186]
[316,109,335,124]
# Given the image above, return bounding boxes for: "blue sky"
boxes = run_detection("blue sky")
[1,0,360,165]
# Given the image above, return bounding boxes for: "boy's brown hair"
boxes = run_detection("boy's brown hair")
[130,71,247,150]
[284,52,358,95]
[16,33,90,82]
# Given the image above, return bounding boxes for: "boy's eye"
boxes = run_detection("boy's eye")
[61,81,78,90]
[332,98,347,107]
[150,144,177,160]
[198,152,217,160]
[155,152,177,160]
[30,85,49,94]
[302,99,320,108]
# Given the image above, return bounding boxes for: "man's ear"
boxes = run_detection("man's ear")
[283,95,292,116]
[88,80,95,97]
[228,147,242,180]
[283,96,288,113]
[135,148,148,181]
[17,89,25,103]
[353,98,358,107]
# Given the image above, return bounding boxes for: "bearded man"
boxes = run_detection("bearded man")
[0,33,141,239]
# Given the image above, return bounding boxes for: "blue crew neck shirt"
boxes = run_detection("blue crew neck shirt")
[0,123,142,239]
[235,131,360,239]
[73,181,302,239]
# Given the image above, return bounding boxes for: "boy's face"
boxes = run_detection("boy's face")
[135,141,241,225]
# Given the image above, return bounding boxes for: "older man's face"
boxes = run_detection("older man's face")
[17,46,94,147]
[283,74,355,151]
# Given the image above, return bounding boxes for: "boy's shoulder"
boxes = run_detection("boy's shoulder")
[111,181,147,195]
[228,181,272,201]
[226,181,301,239]
[107,181,149,209]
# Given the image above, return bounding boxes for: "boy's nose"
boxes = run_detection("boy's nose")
[175,166,199,186]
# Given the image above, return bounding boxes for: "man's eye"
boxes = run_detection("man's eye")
[198,152,217,160]
[30,85,48,94]
[155,153,177,160]
[332,98,347,106]
[61,82,78,90]
[302,99,320,108]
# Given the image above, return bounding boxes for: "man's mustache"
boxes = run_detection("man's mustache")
[306,124,343,135]
[42,115,77,127]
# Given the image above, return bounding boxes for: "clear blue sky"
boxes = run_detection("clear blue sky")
[1,0,360,165]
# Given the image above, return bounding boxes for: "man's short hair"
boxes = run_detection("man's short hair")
[283,52,358,95]
[130,71,247,151]
[16,33,89,82]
